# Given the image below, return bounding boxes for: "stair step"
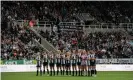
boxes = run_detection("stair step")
[29,27,58,54]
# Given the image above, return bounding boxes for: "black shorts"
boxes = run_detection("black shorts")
[90,60,96,66]
[61,64,65,66]
[49,63,55,67]
[72,63,76,66]
[66,63,70,67]
[56,63,61,67]
[36,64,41,67]
[77,62,81,65]
[43,62,48,66]
[36,62,42,67]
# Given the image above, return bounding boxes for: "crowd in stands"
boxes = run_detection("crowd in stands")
[38,28,133,59]
[1,1,133,60]
[1,24,43,60]
[51,31,133,58]
[2,24,133,60]
[2,1,133,24]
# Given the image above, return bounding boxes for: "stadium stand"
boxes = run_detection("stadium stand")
[1,1,133,60]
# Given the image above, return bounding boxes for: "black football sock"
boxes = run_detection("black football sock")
[88,70,90,76]
[47,69,49,74]
[61,70,62,75]
[50,70,52,76]
[66,70,68,75]
[69,70,71,75]
[63,70,65,75]
[40,70,42,76]
[43,69,45,74]
[72,70,74,76]
[36,70,38,76]
[76,70,77,76]
[91,70,94,76]
[57,70,59,75]
[78,70,80,76]
[93,70,94,75]
[91,70,93,76]
[53,69,55,76]
[95,69,97,75]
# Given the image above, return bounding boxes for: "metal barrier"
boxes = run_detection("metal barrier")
[17,20,133,29]
[59,22,133,29]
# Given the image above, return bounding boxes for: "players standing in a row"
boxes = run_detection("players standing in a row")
[87,50,91,76]
[36,49,97,77]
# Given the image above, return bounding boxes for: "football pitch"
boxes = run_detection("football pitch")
[1,71,133,80]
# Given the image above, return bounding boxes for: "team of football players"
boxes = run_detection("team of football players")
[36,49,97,77]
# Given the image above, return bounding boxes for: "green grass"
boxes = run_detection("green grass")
[1,71,133,80]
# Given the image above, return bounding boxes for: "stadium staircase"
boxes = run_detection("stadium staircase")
[29,27,58,54]
[17,20,59,54]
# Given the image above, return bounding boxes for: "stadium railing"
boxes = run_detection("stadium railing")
[17,20,133,29]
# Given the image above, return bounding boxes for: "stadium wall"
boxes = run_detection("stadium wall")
[1,64,133,72]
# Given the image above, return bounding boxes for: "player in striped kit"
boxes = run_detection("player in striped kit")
[61,53,66,75]
[43,52,49,75]
[90,50,97,77]
[36,52,43,76]
[76,49,81,76]
[65,52,71,76]
[49,53,55,76]
[81,50,87,76]
[56,53,62,76]
[71,50,77,76]
[87,50,91,76]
